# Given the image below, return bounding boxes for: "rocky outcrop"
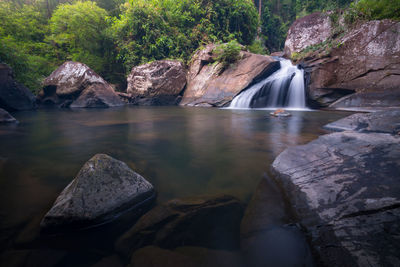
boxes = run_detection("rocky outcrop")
[40,154,155,232]
[240,176,313,267]
[180,44,279,107]
[37,61,124,108]
[284,12,333,57]
[272,131,400,266]
[115,195,243,257]
[286,18,400,108]
[324,109,400,134]
[126,60,187,105]
[0,63,37,111]
[0,108,18,123]
[130,246,243,267]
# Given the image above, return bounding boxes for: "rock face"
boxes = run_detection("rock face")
[284,12,332,57]
[0,108,18,123]
[126,60,187,105]
[0,63,37,111]
[240,176,313,267]
[287,18,400,108]
[324,109,400,134]
[40,154,155,231]
[180,44,279,107]
[272,131,400,266]
[116,195,243,257]
[38,61,124,108]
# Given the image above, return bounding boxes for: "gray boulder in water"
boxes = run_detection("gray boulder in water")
[40,154,155,231]
[272,131,400,266]
[0,108,18,123]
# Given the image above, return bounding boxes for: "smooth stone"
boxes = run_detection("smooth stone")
[0,108,18,123]
[0,249,67,267]
[70,83,125,108]
[91,254,124,267]
[323,109,400,134]
[116,195,244,258]
[272,131,400,266]
[40,154,155,232]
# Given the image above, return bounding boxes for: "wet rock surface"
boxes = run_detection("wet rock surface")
[129,246,243,267]
[0,108,18,123]
[126,60,187,105]
[0,63,37,111]
[272,131,400,266]
[324,109,400,134]
[116,195,243,257]
[41,154,155,232]
[180,44,279,107]
[38,61,124,108]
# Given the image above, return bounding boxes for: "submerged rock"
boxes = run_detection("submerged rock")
[180,44,279,107]
[116,195,243,257]
[272,131,400,266]
[0,108,18,123]
[324,109,400,134]
[40,154,155,232]
[130,246,243,267]
[38,61,124,108]
[126,60,187,105]
[0,63,37,111]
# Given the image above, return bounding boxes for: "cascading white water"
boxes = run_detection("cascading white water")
[229,59,306,109]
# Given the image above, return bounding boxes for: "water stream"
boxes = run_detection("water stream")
[229,59,306,109]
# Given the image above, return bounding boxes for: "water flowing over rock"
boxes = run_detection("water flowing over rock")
[229,59,306,109]
[0,63,37,111]
[272,131,400,266]
[0,108,18,123]
[40,154,155,232]
[180,44,279,107]
[324,109,400,134]
[286,17,400,109]
[115,195,243,258]
[38,61,124,108]
[126,60,187,105]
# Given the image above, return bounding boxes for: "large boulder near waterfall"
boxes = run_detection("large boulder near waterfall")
[180,44,279,107]
[272,131,400,266]
[0,108,18,124]
[115,195,243,258]
[40,154,155,232]
[324,109,400,134]
[0,63,37,111]
[286,15,400,108]
[126,60,187,105]
[37,61,124,108]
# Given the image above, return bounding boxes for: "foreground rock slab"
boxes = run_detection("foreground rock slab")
[116,195,243,257]
[126,60,187,105]
[41,154,155,231]
[180,44,279,107]
[272,131,400,266]
[0,108,18,123]
[38,61,124,108]
[324,109,400,134]
[0,63,36,111]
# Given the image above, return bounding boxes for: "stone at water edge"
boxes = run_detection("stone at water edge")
[272,131,400,266]
[70,83,125,108]
[40,154,155,232]
[323,109,400,134]
[0,108,18,123]
[127,60,187,105]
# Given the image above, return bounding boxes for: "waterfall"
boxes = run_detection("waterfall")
[229,59,306,109]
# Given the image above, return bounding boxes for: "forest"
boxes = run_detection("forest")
[0,0,399,92]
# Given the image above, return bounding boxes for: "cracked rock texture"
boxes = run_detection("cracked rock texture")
[180,44,279,107]
[41,154,154,231]
[37,61,124,108]
[286,16,400,108]
[324,109,400,134]
[272,131,400,266]
[126,60,187,105]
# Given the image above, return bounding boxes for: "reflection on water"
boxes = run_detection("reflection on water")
[0,106,350,262]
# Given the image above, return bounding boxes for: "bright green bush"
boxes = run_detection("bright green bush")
[214,40,242,69]
[353,0,400,21]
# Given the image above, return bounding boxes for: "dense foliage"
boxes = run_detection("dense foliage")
[0,0,398,93]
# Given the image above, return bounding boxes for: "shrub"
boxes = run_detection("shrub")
[213,40,242,69]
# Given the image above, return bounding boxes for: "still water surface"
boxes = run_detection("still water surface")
[0,106,350,263]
